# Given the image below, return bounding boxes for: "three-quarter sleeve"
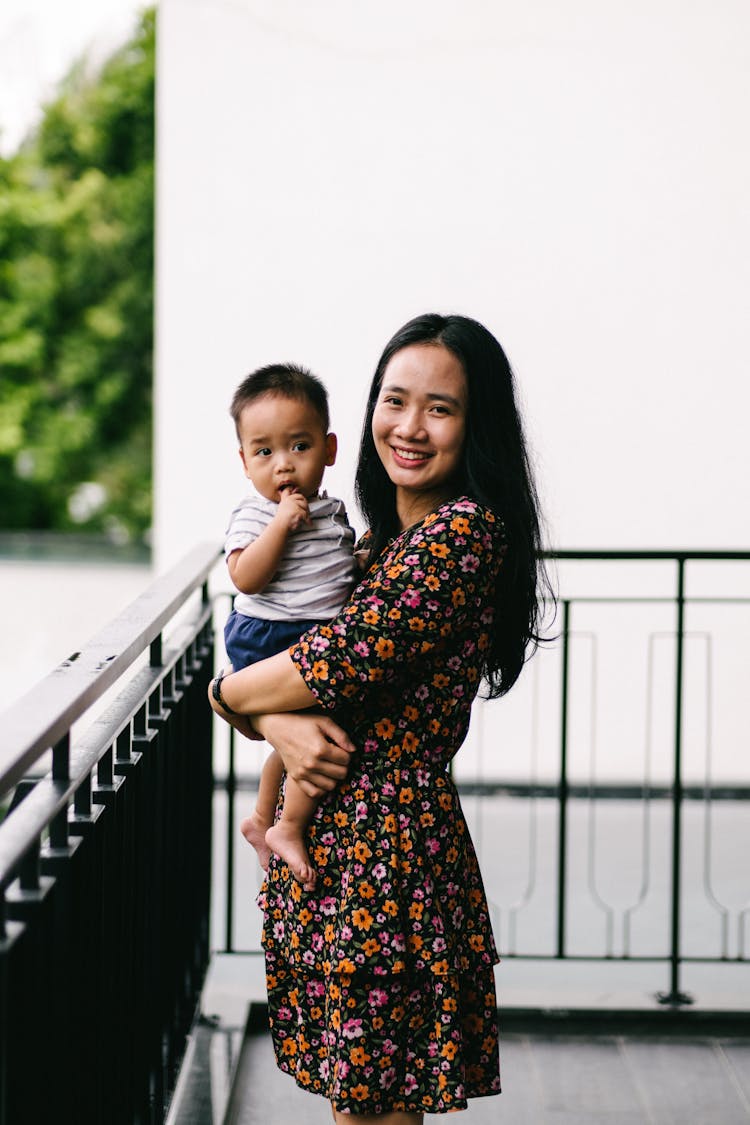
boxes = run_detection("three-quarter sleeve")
[290,499,504,712]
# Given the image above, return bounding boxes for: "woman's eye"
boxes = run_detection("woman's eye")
[383,396,402,407]
[430,404,450,415]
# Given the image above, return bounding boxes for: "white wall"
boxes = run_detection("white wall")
[155,0,750,570]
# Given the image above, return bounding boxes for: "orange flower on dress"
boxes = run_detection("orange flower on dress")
[350,1084,369,1101]
[311,659,329,680]
[375,718,395,739]
[374,636,395,659]
[352,907,374,931]
[429,541,450,558]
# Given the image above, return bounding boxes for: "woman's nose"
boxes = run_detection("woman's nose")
[395,408,426,440]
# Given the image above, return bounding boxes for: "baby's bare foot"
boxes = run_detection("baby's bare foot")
[240,811,272,870]
[265,821,316,891]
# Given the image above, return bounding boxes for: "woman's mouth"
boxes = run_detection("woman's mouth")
[392,447,431,464]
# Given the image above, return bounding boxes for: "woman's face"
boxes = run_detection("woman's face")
[372,343,468,520]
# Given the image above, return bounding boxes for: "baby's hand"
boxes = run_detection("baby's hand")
[276,488,311,532]
[354,548,371,572]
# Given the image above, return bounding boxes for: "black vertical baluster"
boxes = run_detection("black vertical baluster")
[226,726,236,953]
[557,599,571,959]
[658,556,693,1005]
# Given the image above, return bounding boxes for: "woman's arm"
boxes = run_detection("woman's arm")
[207,655,356,797]
[210,649,316,717]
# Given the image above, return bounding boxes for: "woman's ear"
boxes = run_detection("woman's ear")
[325,432,338,466]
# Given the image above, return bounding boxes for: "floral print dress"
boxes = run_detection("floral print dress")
[259,497,506,1115]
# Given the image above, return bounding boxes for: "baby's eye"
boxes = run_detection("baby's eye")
[256,447,272,457]
[292,441,310,452]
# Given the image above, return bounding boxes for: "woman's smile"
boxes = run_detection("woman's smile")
[391,446,432,464]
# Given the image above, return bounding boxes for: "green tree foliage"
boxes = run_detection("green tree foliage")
[0,9,154,544]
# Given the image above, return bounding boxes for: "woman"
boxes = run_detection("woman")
[210,313,550,1122]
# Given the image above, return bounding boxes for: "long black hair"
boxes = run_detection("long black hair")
[355,313,553,698]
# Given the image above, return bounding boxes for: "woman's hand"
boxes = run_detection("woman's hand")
[253,711,355,798]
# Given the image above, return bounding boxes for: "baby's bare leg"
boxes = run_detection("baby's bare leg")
[265,777,319,891]
[240,750,284,870]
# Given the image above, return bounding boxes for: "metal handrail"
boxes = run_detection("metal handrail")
[0,541,221,795]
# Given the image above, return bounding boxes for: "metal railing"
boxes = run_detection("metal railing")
[1,543,747,1125]
[213,549,750,1009]
[0,543,220,1125]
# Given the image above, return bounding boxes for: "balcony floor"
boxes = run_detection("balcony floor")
[226,1026,750,1124]
[167,956,750,1124]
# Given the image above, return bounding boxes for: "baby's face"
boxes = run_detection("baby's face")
[237,394,337,503]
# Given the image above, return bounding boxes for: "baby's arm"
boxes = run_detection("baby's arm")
[228,490,311,594]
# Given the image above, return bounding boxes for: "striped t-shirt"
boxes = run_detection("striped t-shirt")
[224,491,357,621]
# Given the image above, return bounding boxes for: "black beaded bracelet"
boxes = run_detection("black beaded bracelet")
[212,669,240,716]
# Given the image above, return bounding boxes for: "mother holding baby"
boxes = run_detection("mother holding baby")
[209,313,550,1123]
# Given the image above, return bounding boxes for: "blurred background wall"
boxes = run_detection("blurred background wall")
[155,0,750,569]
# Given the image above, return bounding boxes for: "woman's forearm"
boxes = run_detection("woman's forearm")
[214,650,316,717]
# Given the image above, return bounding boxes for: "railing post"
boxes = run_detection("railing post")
[225,727,236,952]
[557,599,571,958]
[658,555,693,1005]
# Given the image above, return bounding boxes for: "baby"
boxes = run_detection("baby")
[222,363,356,889]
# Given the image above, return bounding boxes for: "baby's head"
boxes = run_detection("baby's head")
[230,363,337,503]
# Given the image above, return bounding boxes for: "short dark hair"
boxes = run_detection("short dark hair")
[229,363,330,436]
[355,312,554,699]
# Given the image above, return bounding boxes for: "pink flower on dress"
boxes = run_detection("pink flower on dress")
[401,588,422,608]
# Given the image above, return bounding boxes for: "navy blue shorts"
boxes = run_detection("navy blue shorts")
[223,611,320,671]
